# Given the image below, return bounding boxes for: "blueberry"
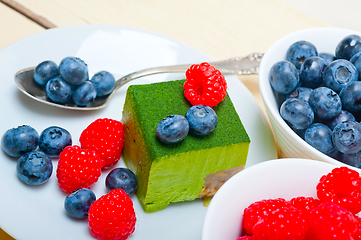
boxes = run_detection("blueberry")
[17,151,53,185]
[2,125,39,157]
[45,76,73,103]
[64,188,96,219]
[90,71,116,97]
[59,56,88,86]
[280,98,314,130]
[286,40,318,69]
[335,34,361,60]
[325,110,356,130]
[350,52,361,81]
[33,60,59,86]
[105,168,138,196]
[333,121,361,154]
[326,148,343,161]
[185,105,218,136]
[339,81,361,113]
[323,59,358,93]
[319,52,336,65]
[299,56,327,89]
[293,128,306,139]
[287,87,313,103]
[269,60,299,94]
[156,115,189,144]
[304,123,334,154]
[338,152,361,168]
[72,81,97,107]
[38,126,72,157]
[308,87,342,119]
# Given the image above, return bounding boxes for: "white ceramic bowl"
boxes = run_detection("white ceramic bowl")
[259,27,361,170]
[201,158,338,240]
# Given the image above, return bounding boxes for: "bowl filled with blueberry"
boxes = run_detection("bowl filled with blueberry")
[258,27,361,170]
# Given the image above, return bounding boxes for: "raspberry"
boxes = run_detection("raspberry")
[307,202,358,240]
[253,206,308,240]
[56,145,102,194]
[289,196,321,215]
[88,189,136,240]
[316,166,361,214]
[184,62,227,107]
[80,118,124,169]
[237,236,254,240]
[354,215,361,240]
[242,198,290,235]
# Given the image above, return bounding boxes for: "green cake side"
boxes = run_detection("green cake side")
[121,79,250,213]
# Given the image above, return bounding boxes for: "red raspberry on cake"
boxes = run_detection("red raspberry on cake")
[242,198,290,235]
[307,202,358,240]
[184,62,227,107]
[316,166,361,214]
[253,206,308,240]
[88,189,136,240]
[57,145,103,194]
[80,118,124,169]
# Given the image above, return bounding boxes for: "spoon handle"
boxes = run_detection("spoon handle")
[114,53,263,90]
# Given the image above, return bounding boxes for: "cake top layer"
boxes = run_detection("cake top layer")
[125,79,250,159]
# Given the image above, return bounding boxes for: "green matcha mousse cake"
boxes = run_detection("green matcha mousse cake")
[121,79,250,213]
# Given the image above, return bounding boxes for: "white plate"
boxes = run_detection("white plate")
[0,25,277,240]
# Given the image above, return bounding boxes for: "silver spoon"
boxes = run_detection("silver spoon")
[14,53,263,110]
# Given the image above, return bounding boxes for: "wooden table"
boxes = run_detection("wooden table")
[0,0,335,239]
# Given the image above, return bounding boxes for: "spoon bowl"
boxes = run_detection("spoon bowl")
[15,67,113,110]
[15,53,263,110]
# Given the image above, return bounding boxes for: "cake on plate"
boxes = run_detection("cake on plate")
[121,78,250,213]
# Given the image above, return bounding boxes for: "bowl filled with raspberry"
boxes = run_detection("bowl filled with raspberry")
[202,158,361,240]
[258,27,361,170]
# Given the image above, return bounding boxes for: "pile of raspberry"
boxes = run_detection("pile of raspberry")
[238,166,361,240]
[57,118,125,194]
[56,118,136,240]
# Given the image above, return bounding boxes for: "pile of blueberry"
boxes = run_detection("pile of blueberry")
[1,125,72,185]
[33,57,116,107]
[1,124,137,219]
[156,104,218,144]
[270,34,361,168]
